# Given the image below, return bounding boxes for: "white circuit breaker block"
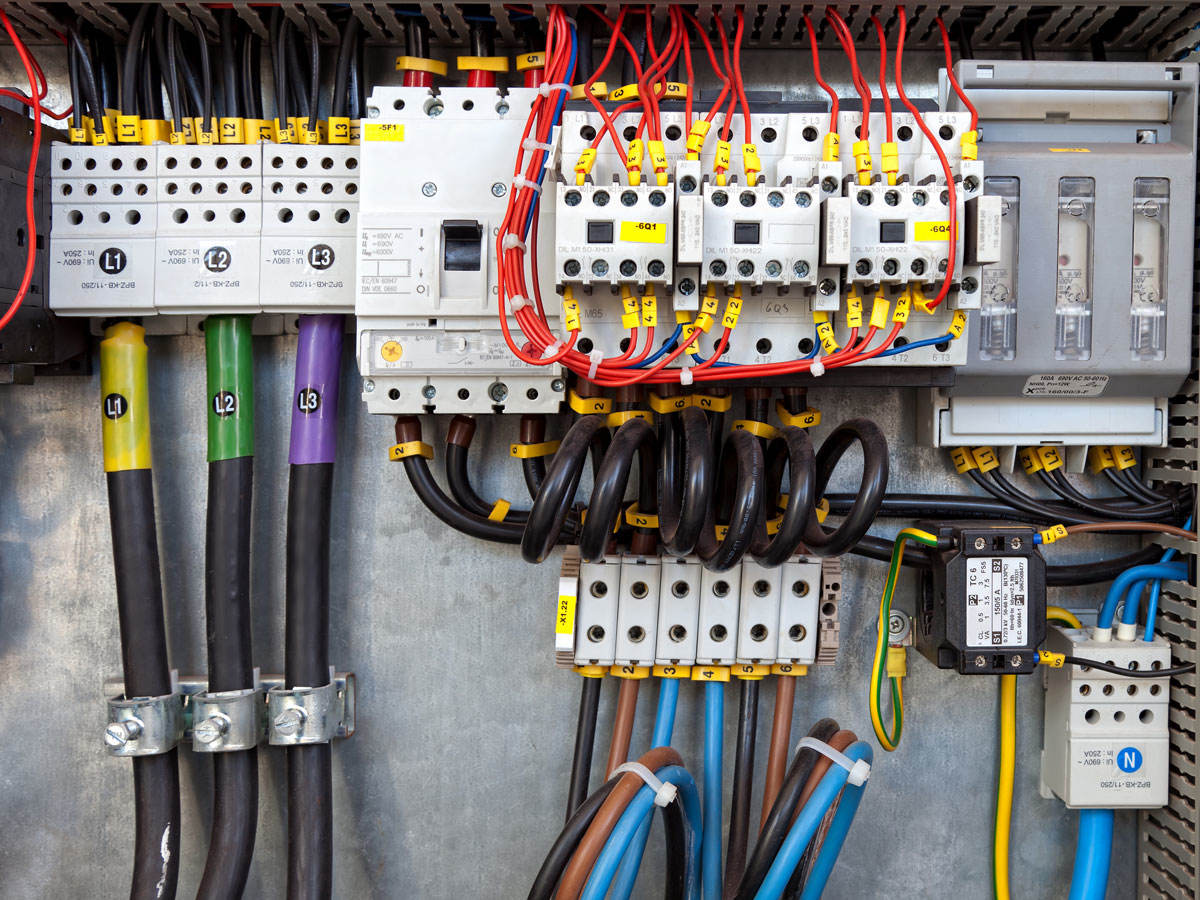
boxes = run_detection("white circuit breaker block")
[613,556,661,667]
[555,181,675,289]
[1040,626,1171,809]
[574,558,620,667]
[699,180,821,290]
[49,144,158,316]
[155,145,263,313]
[846,179,967,288]
[696,565,740,665]
[777,559,822,665]
[260,145,359,314]
[737,561,783,664]
[655,558,702,666]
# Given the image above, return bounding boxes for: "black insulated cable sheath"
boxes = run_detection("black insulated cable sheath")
[518,415,550,500]
[332,13,360,119]
[304,14,320,132]
[220,9,240,119]
[696,429,764,572]
[69,26,105,135]
[120,5,153,115]
[188,11,214,131]
[566,676,603,821]
[724,679,760,898]
[579,418,659,561]
[528,776,620,900]
[802,418,888,557]
[658,405,714,557]
[524,415,608,563]
[752,427,816,567]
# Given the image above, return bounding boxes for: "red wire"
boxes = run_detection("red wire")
[680,9,730,125]
[731,8,751,144]
[937,17,978,130]
[825,8,870,141]
[870,15,893,142]
[804,14,838,132]
[895,6,955,310]
[0,10,40,334]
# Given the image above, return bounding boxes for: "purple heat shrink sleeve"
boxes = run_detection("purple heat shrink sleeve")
[289,315,344,466]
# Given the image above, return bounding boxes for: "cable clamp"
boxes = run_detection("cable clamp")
[539,81,571,97]
[610,761,678,807]
[501,234,527,252]
[523,137,554,153]
[190,685,265,753]
[512,175,543,194]
[506,293,530,314]
[794,736,871,787]
[266,668,350,745]
[105,683,186,757]
[587,349,603,381]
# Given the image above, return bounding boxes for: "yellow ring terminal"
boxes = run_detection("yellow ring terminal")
[327,116,352,145]
[881,140,899,185]
[457,55,509,72]
[691,665,730,682]
[1037,650,1066,669]
[949,310,968,339]
[692,393,732,412]
[771,663,808,676]
[607,409,653,428]
[869,295,890,330]
[575,665,607,678]
[653,665,692,679]
[845,287,864,329]
[488,499,511,522]
[570,82,608,100]
[950,446,978,474]
[611,664,652,679]
[821,132,840,162]
[100,322,152,473]
[686,120,711,159]
[1018,447,1044,475]
[624,503,659,529]
[648,393,691,414]
[733,663,769,680]
[515,51,546,72]
[742,143,762,186]
[1039,524,1069,545]
[1036,446,1064,472]
[852,138,872,185]
[574,148,598,185]
[971,446,1000,473]
[394,55,448,76]
[1088,445,1116,473]
[960,130,978,161]
[775,402,821,429]
[1112,445,1138,471]
[389,440,434,461]
[625,139,645,186]
[510,440,561,458]
[732,419,777,440]
[892,288,913,324]
[562,292,582,332]
[568,391,611,415]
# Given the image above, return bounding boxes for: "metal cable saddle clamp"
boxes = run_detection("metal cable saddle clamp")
[104,690,186,757]
[191,686,264,753]
[266,667,355,746]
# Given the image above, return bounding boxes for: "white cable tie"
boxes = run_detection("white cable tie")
[794,737,871,787]
[587,349,603,381]
[539,81,571,97]
[502,234,527,252]
[611,762,678,808]
[809,358,826,377]
[541,339,564,359]
[523,137,554,153]
[512,175,543,194]
[678,366,693,386]
[507,294,529,314]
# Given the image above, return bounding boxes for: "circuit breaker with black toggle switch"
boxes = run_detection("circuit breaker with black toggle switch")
[915,522,1046,674]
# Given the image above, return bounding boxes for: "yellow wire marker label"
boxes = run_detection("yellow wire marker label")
[456,55,509,72]
[950,447,978,474]
[562,295,582,332]
[691,666,730,682]
[869,297,890,330]
[488,499,511,522]
[389,440,434,461]
[624,504,659,529]
[686,120,711,157]
[556,593,576,635]
[611,665,651,679]
[1038,650,1066,668]
[394,55,448,76]
[732,419,777,440]
[892,290,912,324]
[219,117,246,144]
[100,322,152,473]
[1039,524,1069,545]
[1018,447,1044,474]
[771,663,808,676]
[327,116,352,144]
[816,320,838,354]
[515,51,546,72]
[734,663,769,680]
[607,410,653,428]
[653,665,692,679]
[722,296,743,329]
[364,123,405,142]
[649,393,690,414]
[619,221,667,244]
[775,402,821,429]
[1036,446,1064,472]
[1112,445,1138,470]
[692,393,732,412]
[845,290,864,328]
[1088,445,1116,473]
[620,290,640,329]
[949,310,968,339]
[714,139,732,172]
[568,391,611,414]
[510,440,561,459]
[117,114,141,144]
[971,446,1000,473]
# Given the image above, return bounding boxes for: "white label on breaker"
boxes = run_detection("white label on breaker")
[965,556,1028,647]
[1022,374,1109,397]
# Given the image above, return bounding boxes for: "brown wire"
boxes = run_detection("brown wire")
[1064,522,1196,540]
[557,745,685,900]
[792,730,857,890]
[760,675,796,832]
[605,677,640,777]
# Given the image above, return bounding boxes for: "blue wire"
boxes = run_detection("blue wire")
[1100,562,1188,630]
[581,765,704,900]
[802,329,821,359]
[702,681,724,900]
[875,332,954,358]
[796,743,875,900]
[1145,513,1193,640]
[753,742,873,900]
[610,678,680,900]
[1068,809,1114,900]
[634,324,684,368]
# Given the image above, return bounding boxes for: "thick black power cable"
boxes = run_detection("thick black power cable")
[566,676,603,821]
[724,678,760,898]
[332,13,360,120]
[68,25,104,135]
[120,5,153,115]
[219,9,240,118]
[187,11,214,133]
[304,13,320,133]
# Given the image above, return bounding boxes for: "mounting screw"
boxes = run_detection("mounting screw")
[421,182,437,197]
[820,176,838,193]
[793,261,810,279]
[489,382,509,403]
[974,655,987,668]
[363,379,374,393]
[491,182,507,198]
[421,384,437,400]
[550,378,565,392]
[737,260,754,278]
[818,278,837,296]
[888,612,910,643]
[678,277,697,296]
[974,537,987,550]
[962,276,978,293]
[1011,655,1023,668]
[1010,537,1022,550]
[273,707,307,736]
[963,175,980,192]
[104,719,142,749]
[193,714,230,745]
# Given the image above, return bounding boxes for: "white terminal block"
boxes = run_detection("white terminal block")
[655,558,702,666]
[612,556,661,667]
[1040,626,1171,809]
[696,564,740,665]
[674,159,704,267]
[737,561,783,663]
[49,144,158,316]
[260,145,359,314]
[555,180,675,289]
[574,558,620,667]
[154,145,263,313]
[777,559,822,665]
[699,180,821,290]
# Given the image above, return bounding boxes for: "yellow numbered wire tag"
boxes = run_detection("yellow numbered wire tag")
[179,117,197,143]
[691,665,730,683]
[649,393,690,414]
[1039,524,1069,545]
[327,116,351,144]
[456,55,509,73]
[624,504,659,529]
[686,120,711,158]
[714,139,732,172]
[562,295,582,332]
[852,139,872,184]
[248,120,274,143]
[733,663,769,680]
[116,114,141,144]
[626,139,645,185]
[663,82,688,99]
[880,141,899,177]
[845,290,864,329]
[949,310,968,339]
[70,126,87,144]
[1037,650,1066,669]
[348,120,362,144]
[608,82,640,102]
[1018,447,1044,474]
[814,498,829,523]
[971,446,1000,473]
[766,515,784,536]
[694,312,714,333]
[510,440,561,459]
[771,663,808,676]
[700,291,720,317]
[389,440,434,461]
[273,118,293,144]
[1036,446,1064,472]
[641,292,658,328]
[680,324,700,352]
[1112,445,1138,470]
[570,82,608,100]
[816,321,838,354]
[620,290,641,330]
[297,123,320,145]
[607,409,653,428]
[611,664,651,679]
[488,499,511,522]
[168,129,188,146]
[515,51,546,72]
[822,132,839,162]
[950,447,978,474]
[775,402,821,429]
[219,117,245,144]
[742,143,761,185]
[394,55,448,76]
[1088,445,1116,473]
[892,290,912,324]
[869,297,890,329]
[574,148,597,184]
[732,419,777,440]
[653,665,692,679]
[648,140,668,173]
[692,393,732,412]
[568,391,611,414]
[722,295,743,329]
[576,664,607,678]
[141,119,171,145]
[960,130,979,161]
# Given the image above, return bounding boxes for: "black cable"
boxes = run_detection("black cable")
[578,418,658,561]
[802,419,889,557]
[575,8,594,82]
[1061,656,1196,678]
[107,469,181,900]
[143,26,165,120]
[734,718,840,900]
[752,426,816,567]
[304,13,320,132]
[518,416,550,501]
[332,13,360,119]
[158,11,182,131]
[284,17,309,130]
[69,25,105,135]
[271,9,290,130]
[658,406,714,557]
[401,451,525,544]
[566,676,602,821]
[444,440,531,525]
[242,28,262,120]
[285,462,335,900]
[661,795,688,900]
[348,27,364,120]
[188,11,214,133]
[1113,466,1172,504]
[220,9,240,119]
[1040,469,1176,520]
[92,25,119,113]
[120,5,153,114]
[407,16,430,59]
[528,776,620,900]
[724,678,759,899]
[696,429,764,572]
[967,469,1091,524]
[524,415,608,563]
[828,491,1048,522]
[173,25,205,121]
[68,32,82,130]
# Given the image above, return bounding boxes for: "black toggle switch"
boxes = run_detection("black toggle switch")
[442,219,484,271]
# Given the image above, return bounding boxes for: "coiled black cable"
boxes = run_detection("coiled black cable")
[659,406,714,557]
[578,418,659,560]
[523,415,609,563]
[801,418,889,557]
[751,426,817,567]
[695,429,764,572]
